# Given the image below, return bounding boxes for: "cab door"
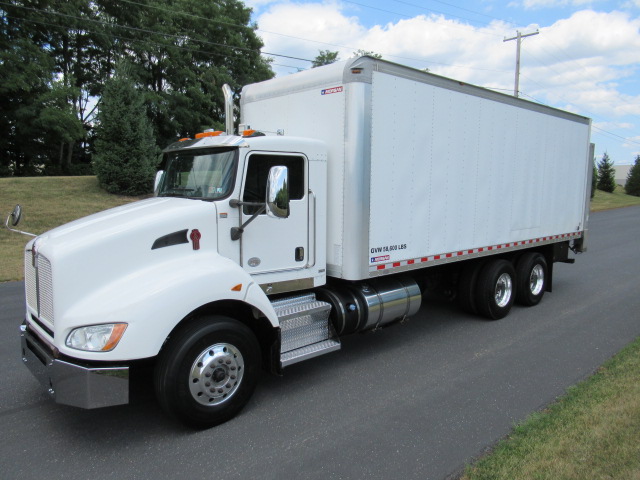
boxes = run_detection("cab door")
[239,152,308,274]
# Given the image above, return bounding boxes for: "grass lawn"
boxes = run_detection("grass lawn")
[462,336,640,480]
[0,176,143,282]
[591,185,640,212]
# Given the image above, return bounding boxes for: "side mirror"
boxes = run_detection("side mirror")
[266,166,290,219]
[9,204,22,227]
[4,204,35,237]
[154,170,165,193]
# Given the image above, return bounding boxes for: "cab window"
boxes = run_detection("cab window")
[242,154,305,215]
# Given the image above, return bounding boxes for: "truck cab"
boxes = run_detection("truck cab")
[21,132,335,427]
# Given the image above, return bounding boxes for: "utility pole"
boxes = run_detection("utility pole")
[504,30,539,98]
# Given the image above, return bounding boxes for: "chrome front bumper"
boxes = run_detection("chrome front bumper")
[20,323,129,409]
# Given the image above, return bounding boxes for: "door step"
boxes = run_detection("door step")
[272,293,341,367]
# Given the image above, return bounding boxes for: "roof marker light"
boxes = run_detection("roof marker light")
[231,284,243,292]
[195,131,224,139]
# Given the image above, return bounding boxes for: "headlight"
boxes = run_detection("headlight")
[66,323,128,352]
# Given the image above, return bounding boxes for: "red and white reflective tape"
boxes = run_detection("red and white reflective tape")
[371,231,582,272]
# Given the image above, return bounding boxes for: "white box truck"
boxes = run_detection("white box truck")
[16,56,592,427]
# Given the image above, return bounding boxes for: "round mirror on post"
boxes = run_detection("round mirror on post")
[10,204,22,227]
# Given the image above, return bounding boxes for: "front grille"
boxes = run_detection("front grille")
[25,250,38,311]
[38,256,54,323]
[24,249,55,325]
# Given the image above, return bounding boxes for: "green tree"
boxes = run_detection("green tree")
[1,0,273,176]
[597,152,616,193]
[93,63,158,195]
[625,155,640,197]
[353,49,382,59]
[312,50,339,68]
[111,0,273,146]
[0,10,85,176]
[591,161,597,198]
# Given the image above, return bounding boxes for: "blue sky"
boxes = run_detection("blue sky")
[246,0,640,165]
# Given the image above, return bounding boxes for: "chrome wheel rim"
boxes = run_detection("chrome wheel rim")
[529,264,544,296]
[494,273,513,308]
[189,343,244,406]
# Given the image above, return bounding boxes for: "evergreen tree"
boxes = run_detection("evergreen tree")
[597,152,616,193]
[93,63,158,195]
[312,50,339,68]
[625,155,640,197]
[591,162,597,198]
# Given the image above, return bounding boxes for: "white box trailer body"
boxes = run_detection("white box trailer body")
[15,57,592,428]
[241,57,592,281]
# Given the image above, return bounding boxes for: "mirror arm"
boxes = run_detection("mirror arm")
[229,199,264,208]
[229,201,266,241]
[4,215,36,237]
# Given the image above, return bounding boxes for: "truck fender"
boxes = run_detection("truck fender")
[59,252,278,361]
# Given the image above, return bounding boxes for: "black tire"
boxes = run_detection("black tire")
[515,252,547,306]
[457,261,484,314]
[154,315,261,429]
[475,259,516,320]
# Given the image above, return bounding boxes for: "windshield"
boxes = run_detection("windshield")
[158,147,237,200]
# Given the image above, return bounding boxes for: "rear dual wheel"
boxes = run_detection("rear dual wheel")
[459,253,548,320]
[515,252,548,306]
[474,259,516,320]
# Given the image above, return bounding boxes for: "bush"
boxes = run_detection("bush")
[93,63,158,195]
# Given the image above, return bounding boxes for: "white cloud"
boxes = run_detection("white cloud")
[256,3,640,160]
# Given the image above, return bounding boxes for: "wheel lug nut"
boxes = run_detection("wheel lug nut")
[230,375,236,380]
[205,373,211,378]
[230,366,236,371]
[218,359,224,364]
[217,388,223,393]
[225,360,231,365]
[226,383,231,389]
[205,382,211,387]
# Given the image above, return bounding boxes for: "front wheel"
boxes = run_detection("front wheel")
[154,315,261,428]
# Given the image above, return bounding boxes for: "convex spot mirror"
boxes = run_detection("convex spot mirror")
[266,166,290,219]
[10,204,22,227]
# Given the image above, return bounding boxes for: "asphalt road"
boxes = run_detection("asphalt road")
[1,206,639,480]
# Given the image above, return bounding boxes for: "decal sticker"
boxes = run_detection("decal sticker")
[371,255,390,263]
[321,86,343,95]
[370,244,408,254]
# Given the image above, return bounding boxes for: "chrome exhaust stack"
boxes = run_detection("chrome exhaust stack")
[222,84,234,135]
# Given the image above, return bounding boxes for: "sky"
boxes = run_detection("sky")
[244,0,640,165]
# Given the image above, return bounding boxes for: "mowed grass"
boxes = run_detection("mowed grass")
[462,336,640,480]
[591,185,640,212]
[0,176,144,282]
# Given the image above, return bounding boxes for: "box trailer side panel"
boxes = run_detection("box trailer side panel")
[366,70,591,276]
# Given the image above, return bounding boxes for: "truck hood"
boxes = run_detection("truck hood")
[31,197,219,322]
